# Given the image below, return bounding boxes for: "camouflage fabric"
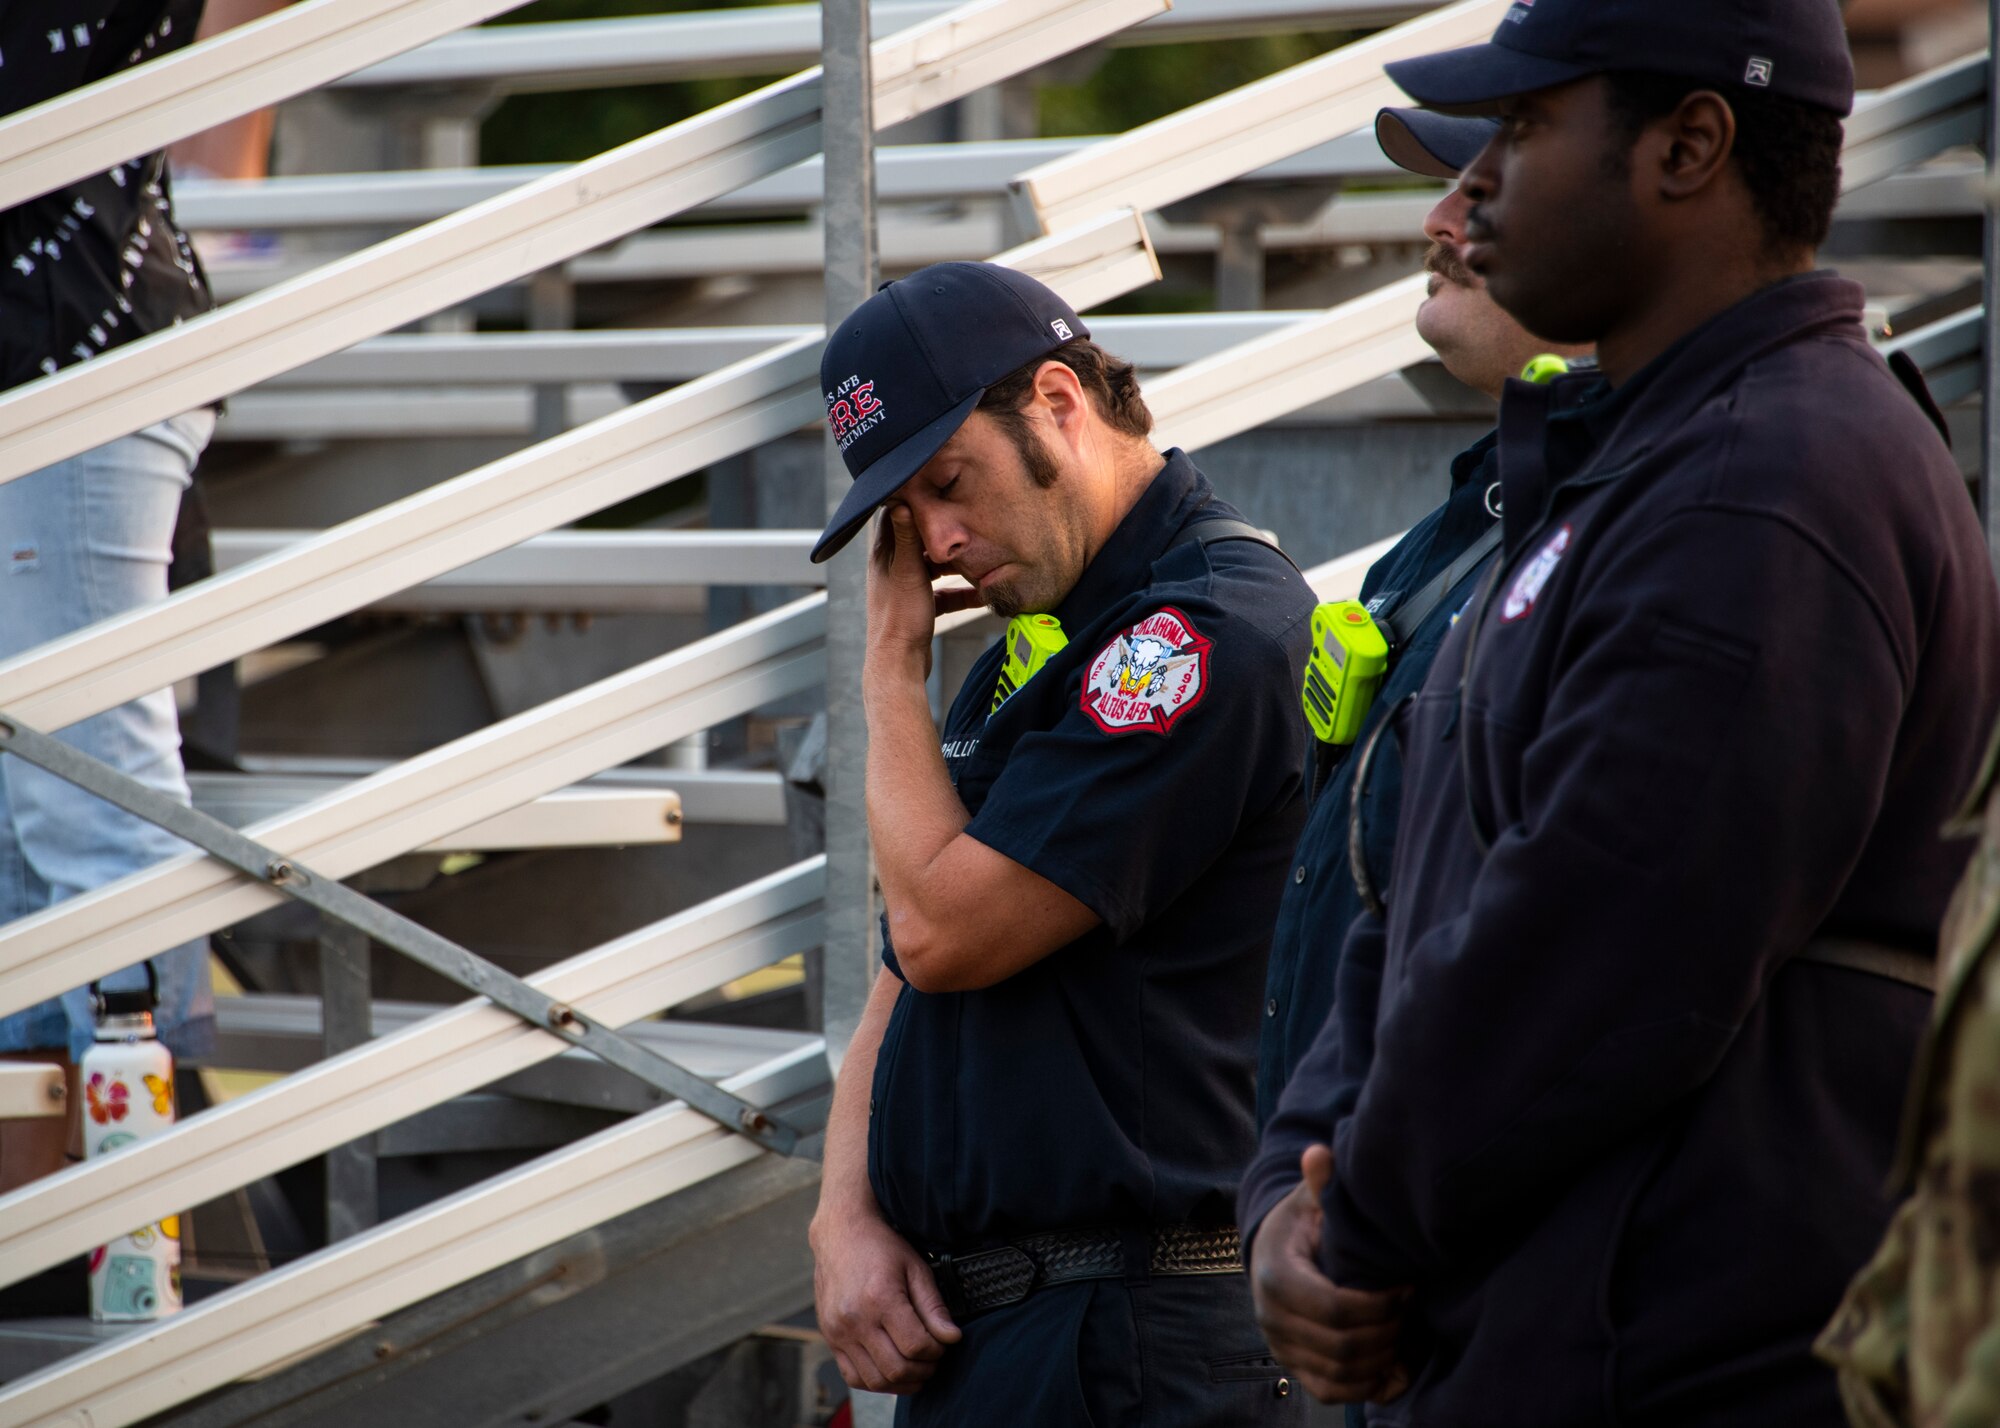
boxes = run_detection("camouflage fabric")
[1817,716,2000,1428]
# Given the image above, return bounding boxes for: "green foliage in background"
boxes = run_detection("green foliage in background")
[480,0,1357,165]
[482,0,781,166]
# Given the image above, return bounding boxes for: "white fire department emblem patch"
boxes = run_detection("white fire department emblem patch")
[1502,524,1571,622]
[1081,607,1211,735]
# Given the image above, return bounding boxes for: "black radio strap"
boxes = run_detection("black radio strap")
[1167,515,1299,572]
[1378,521,1502,651]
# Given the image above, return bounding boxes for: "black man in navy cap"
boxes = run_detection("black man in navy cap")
[1247,0,2000,1424]
[1239,106,1591,1427]
[806,261,1315,1425]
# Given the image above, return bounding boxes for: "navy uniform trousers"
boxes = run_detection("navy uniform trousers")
[896,1273,1303,1426]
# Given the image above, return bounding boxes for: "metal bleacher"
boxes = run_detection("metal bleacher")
[0,0,1989,1422]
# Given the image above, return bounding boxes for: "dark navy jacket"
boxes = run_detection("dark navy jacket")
[1255,435,1502,1130]
[869,450,1316,1252]
[1250,274,2000,1427]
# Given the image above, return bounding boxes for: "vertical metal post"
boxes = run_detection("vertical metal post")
[821,8,892,1424]
[1984,22,2000,569]
[1215,219,1266,312]
[319,917,377,1242]
[527,271,576,445]
[820,0,881,1072]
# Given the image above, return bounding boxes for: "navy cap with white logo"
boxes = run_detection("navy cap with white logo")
[1375,107,1501,179]
[812,261,1087,563]
[1386,0,1854,119]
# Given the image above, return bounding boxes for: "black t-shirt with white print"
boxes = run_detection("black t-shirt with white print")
[0,0,211,392]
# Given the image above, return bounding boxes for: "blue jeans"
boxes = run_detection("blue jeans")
[0,411,218,1062]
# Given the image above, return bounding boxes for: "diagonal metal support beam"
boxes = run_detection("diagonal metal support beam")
[0,713,807,1157]
[0,859,825,1296]
[0,0,1166,488]
[0,595,829,1025]
[0,1039,828,1428]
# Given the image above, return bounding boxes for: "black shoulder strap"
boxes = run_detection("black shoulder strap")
[1167,514,1301,573]
[1379,522,1502,650]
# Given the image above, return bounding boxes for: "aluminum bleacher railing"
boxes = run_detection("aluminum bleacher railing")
[170,130,1395,231]
[335,0,1446,92]
[0,208,1157,736]
[0,0,1168,486]
[0,0,536,212]
[1018,0,1509,234]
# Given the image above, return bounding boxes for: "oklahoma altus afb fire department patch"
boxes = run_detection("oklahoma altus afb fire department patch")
[1081,608,1211,735]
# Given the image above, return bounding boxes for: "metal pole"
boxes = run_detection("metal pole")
[319,916,378,1242]
[820,0,880,1071]
[1984,18,2000,568]
[821,7,892,1424]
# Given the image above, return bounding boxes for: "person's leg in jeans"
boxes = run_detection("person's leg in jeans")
[0,410,219,1191]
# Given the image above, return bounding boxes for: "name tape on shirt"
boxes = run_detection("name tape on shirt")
[1081,607,1211,735]
[1501,524,1571,622]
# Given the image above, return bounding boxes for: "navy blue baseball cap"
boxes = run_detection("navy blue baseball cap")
[1386,0,1854,119]
[1375,107,1500,179]
[812,261,1087,563]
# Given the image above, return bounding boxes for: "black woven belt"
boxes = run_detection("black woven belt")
[927,1225,1242,1321]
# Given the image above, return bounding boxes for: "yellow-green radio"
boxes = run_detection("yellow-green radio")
[991,613,1067,713]
[1301,601,1390,745]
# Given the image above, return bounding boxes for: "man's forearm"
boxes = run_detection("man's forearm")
[815,966,904,1230]
[863,649,970,927]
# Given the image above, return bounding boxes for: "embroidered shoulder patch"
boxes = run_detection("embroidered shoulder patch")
[1080,607,1212,735]
[1501,524,1571,622]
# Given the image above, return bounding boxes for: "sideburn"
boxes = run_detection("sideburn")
[992,410,1063,489]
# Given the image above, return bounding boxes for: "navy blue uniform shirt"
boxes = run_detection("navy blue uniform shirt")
[868,449,1315,1252]
[1255,433,1501,1128]
[1250,273,2000,1427]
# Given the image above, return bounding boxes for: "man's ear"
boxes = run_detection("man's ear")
[1656,90,1736,201]
[1031,360,1091,445]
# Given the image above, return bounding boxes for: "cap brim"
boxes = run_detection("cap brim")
[1385,44,1595,114]
[1375,107,1500,179]
[810,387,983,563]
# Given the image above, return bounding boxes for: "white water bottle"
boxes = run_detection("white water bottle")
[80,970,182,1323]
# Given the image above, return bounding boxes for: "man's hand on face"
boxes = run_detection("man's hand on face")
[1250,1143,1412,1404]
[866,505,983,681]
[811,1206,963,1394]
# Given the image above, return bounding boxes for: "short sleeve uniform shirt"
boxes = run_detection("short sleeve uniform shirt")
[868,449,1316,1251]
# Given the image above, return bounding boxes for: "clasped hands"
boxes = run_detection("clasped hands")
[1250,1143,1413,1404]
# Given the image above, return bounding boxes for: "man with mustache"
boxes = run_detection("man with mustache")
[806,263,1316,1424]
[1246,0,2000,1422]
[1241,106,1590,1420]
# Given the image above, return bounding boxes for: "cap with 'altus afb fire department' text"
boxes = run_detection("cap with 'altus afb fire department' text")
[812,262,1088,564]
[1385,0,1855,119]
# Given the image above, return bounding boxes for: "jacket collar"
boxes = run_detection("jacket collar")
[1053,447,1208,630]
[1496,271,1865,550]
[1451,430,1500,491]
